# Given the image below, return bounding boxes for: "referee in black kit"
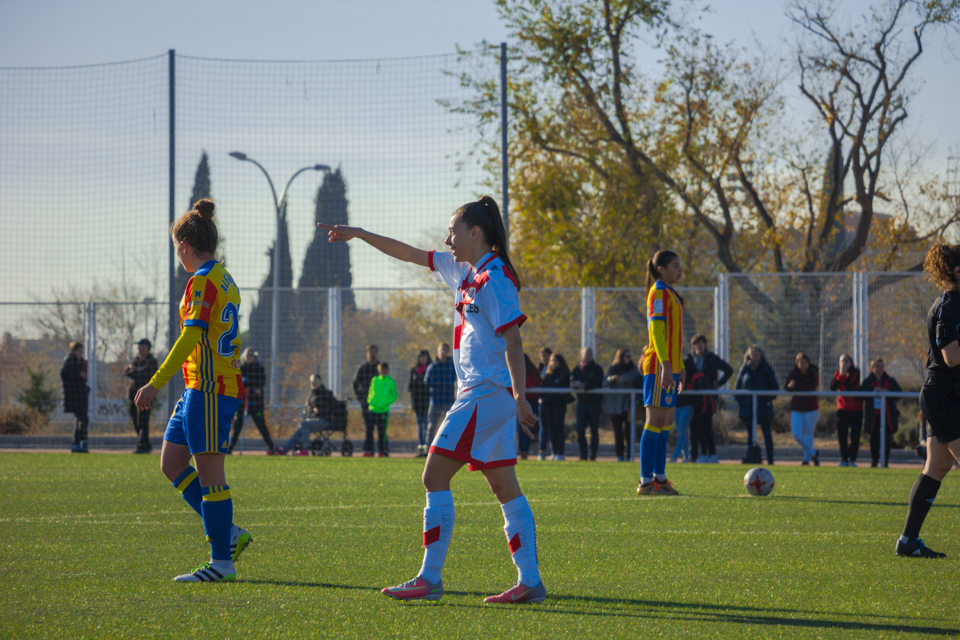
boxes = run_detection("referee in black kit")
[897,242,960,558]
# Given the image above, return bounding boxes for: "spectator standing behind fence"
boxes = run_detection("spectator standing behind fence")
[517,353,541,460]
[896,241,960,559]
[603,349,639,462]
[228,348,276,455]
[409,350,432,458]
[278,374,336,455]
[571,347,604,461]
[786,353,820,466]
[671,362,694,464]
[684,335,733,464]
[424,342,456,445]
[859,358,901,468]
[124,338,159,454]
[538,347,552,379]
[61,341,90,453]
[539,353,573,461]
[353,344,381,457]
[736,345,778,465]
[830,355,863,467]
[367,362,397,457]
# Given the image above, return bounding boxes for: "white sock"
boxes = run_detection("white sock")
[419,490,454,584]
[640,476,653,485]
[899,535,910,544]
[655,473,666,482]
[501,495,540,587]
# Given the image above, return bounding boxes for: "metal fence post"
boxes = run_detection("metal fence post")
[581,287,595,353]
[327,287,342,398]
[879,392,888,468]
[751,392,758,454]
[84,302,98,419]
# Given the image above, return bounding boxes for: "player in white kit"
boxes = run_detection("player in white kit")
[318,196,545,604]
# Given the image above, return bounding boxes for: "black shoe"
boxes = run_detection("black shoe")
[896,537,946,558]
[812,450,820,466]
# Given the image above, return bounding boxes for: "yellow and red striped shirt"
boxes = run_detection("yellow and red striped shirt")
[642,280,683,375]
[179,260,244,398]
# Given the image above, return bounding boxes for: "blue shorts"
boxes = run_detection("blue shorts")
[643,372,680,409]
[164,389,241,455]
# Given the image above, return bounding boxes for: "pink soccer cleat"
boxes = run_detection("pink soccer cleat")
[381,576,444,601]
[483,581,547,604]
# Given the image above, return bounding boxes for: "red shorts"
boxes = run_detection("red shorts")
[429,382,517,471]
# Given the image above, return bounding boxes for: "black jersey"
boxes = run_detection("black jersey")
[926,289,960,377]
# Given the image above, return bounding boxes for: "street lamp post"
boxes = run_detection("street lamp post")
[229,151,330,410]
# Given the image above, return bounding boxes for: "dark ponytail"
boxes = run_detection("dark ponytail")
[454,195,521,291]
[644,249,683,305]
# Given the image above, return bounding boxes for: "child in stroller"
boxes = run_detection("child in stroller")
[277,374,353,456]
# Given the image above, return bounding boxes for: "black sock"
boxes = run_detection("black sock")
[902,474,942,541]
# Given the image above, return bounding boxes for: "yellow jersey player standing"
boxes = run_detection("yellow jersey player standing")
[134,198,253,582]
[638,250,685,496]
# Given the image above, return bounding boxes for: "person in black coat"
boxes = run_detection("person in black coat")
[571,347,605,461]
[227,348,276,454]
[353,344,381,456]
[735,345,779,464]
[538,353,573,460]
[124,338,159,453]
[683,335,734,462]
[61,341,90,453]
[409,349,432,457]
[859,358,901,467]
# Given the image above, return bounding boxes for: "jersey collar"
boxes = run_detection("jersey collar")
[195,260,218,276]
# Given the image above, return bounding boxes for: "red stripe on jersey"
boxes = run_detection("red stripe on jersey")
[453,405,479,461]
[501,263,519,290]
[182,363,191,387]
[199,280,218,324]
[453,319,463,349]
[495,314,527,335]
[508,532,522,554]
[423,525,441,547]
[236,374,245,398]
[216,375,225,396]
[428,250,436,271]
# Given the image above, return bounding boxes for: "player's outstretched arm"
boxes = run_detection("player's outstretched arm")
[317,222,429,267]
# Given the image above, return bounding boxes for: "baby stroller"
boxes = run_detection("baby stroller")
[308,399,353,456]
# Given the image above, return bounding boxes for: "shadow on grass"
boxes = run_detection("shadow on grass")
[239,582,959,634]
[456,594,959,635]
[770,495,960,509]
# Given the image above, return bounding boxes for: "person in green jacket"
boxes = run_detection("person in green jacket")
[367,362,397,457]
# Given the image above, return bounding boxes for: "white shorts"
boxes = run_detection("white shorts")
[429,382,517,471]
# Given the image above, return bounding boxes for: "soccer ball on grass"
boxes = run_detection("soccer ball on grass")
[743,467,775,496]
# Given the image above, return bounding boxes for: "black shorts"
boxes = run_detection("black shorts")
[919,374,960,445]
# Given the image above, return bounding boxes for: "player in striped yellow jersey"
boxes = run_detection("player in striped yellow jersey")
[637,250,685,497]
[135,199,252,583]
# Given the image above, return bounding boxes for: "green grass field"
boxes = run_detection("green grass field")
[1,453,958,639]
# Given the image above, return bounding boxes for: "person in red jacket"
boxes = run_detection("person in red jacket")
[786,353,820,465]
[859,358,901,467]
[830,355,864,467]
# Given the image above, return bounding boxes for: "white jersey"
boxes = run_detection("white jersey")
[429,250,526,390]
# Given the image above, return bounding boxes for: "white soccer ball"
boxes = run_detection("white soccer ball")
[744,467,775,496]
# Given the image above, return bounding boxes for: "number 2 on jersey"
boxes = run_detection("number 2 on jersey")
[218,302,240,357]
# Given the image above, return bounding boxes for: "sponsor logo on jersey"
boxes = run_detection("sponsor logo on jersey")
[653,298,663,315]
